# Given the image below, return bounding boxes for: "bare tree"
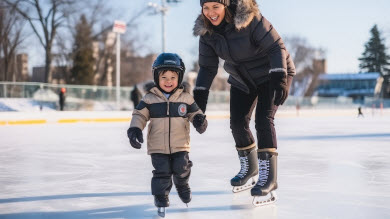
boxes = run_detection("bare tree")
[284,36,317,73]
[92,6,150,86]
[4,0,77,83]
[284,35,327,96]
[0,2,26,81]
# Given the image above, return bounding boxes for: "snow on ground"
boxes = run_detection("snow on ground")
[0,111,390,218]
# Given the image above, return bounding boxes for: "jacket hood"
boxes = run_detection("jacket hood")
[193,0,260,36]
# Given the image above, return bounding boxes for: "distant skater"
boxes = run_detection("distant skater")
[358,106,364,117]
[130,85,142,109]
[59,88,66,111]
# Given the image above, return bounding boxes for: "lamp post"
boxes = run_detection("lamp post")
[148,0,181,53]
[112,20,126,110]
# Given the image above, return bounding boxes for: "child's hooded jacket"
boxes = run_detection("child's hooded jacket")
[130,85,203,155]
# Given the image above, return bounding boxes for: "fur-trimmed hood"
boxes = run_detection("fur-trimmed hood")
[193,0,261,36]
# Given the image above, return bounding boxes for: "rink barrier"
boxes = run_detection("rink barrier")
[0,114,231,125]
[57,118,131,123]
[6,119,47,125]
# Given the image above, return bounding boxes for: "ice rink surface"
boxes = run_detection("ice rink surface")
[1,112,390,219]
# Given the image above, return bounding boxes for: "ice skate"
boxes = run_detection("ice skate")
[157,207,165,217]
[176,184,191,206]
[251,151,278,207]
[231,145,259,193]
[154,195,169,217]
[173,168,192,206]
[252,191,277,207]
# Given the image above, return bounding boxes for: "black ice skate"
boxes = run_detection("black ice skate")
[251,151,278,207]
[154,195,169,217]
[173,169,192,206]
[231,146,259,193]
[176,185,191,206]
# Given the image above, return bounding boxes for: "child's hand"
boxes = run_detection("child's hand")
[127,127,144,149]
[193,114,208,134]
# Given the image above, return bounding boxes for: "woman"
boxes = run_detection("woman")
[193,0,295,204]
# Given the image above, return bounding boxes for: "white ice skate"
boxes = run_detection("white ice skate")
[232,175,257,193]
[252,191,277,207]
[250,151,278,207]
[231,147,259,193]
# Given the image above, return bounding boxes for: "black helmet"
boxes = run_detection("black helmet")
[152,53,186,88]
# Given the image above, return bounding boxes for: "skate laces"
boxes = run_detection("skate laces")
[256,159,270,186]
[236,156,249,178]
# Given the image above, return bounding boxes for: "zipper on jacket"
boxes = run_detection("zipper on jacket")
[167,100,172,154]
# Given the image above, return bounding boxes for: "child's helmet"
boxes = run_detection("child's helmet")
[152,53,186,87]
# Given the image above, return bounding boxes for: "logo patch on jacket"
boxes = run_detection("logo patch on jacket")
[178,104,187,116]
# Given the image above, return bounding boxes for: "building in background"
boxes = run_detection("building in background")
[314,72,383,102]
[31,66,68,84]
[0,53,29,82]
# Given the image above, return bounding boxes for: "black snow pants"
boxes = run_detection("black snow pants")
[230,82,278,149]
[151,151,192,196]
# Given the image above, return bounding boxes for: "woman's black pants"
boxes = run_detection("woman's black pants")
[230,82,278,149]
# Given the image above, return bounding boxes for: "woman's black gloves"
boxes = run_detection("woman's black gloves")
[269,71,288,106]
[193,114,208,134]
[193,89,209,113]
[127,127,143,149]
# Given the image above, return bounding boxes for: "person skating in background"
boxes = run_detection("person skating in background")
[130,85,142,109]
[126,53,208,217]
[193,0,296,206]
[358,106,364,117]
[59,87,66,111]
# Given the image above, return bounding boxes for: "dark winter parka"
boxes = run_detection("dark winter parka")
[193,0,296,94]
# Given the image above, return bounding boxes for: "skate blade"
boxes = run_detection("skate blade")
[157,207,165,217]
[232,176,256,193]
[252,191,277,207]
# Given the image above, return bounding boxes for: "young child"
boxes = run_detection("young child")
[127,53,208,212]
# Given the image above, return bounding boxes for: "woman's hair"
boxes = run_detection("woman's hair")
[201,6,234,32]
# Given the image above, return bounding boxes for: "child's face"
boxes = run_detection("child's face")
[159,70,179,93]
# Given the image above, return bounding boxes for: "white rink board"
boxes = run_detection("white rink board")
[0,112,390,219]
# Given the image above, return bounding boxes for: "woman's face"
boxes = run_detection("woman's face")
[202,2,225,26]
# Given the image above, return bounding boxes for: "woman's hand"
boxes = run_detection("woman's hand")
[193,89,209,113]
[269,71,288,106]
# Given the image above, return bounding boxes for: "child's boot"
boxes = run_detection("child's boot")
[176,183,192,204]
[154,195,170,207]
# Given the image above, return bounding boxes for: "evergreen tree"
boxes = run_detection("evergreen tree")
[359,25,390,75]
[71,15,95,85]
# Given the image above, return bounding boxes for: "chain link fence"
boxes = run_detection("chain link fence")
[1,82,389,111]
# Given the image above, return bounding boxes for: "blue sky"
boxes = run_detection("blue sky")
[26,0,390,74]
[108,0,390,74]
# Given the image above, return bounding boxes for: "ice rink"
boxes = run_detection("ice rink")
[1,111,390,219]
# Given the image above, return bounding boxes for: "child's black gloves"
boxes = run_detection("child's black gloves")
[193,114,208,134]
[127,127,143,149]
[269,71,288,106]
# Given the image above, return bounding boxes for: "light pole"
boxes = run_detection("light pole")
[148,0,181,53]
[112,20,126,110]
